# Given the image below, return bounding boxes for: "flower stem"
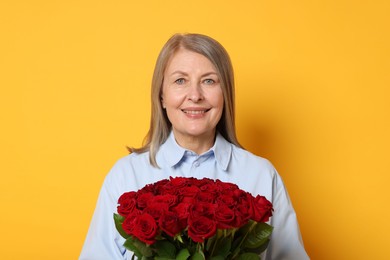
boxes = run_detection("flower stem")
[231,221,257,259]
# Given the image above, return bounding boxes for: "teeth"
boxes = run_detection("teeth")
[183,110,206,114]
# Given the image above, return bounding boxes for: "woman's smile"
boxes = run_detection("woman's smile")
[182,107,211,116]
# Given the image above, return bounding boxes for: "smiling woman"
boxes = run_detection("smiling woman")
[162,49,224,154]
[79,33,309,260]
[131,33,240,168]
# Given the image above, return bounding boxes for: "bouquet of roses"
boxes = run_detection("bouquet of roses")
[114,177,273,260]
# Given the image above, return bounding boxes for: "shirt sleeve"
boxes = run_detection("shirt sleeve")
[265,171,310,260]
[79,164,130,260]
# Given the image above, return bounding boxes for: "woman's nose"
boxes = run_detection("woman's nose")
[187,82,204,102]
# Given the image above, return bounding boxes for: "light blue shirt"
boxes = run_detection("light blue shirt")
[80,132,309,260]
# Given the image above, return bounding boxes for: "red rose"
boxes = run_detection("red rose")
[131,213,158,245]
[178,185,199,204]
[136,192,154,209]
[143,202,169,220]
[199,182,221,194]
[122,210,142,235]
[149,194,178,207]
[153,179,177,195]
[232,192,252,227]
[118,191,137,204]
[117,191,137,217]
[190,201,216,218]
[216,192,237,208]
[152,179,170,194]
[139,183,156,194]
[172,202,192,229]
[159,210,182,237]
[196,191,217,203]
[215,204,236,229]
[233,189,248,201]
[181,196,196,204]
[122,213,136,235]
[188,215,217,243]
[193,177,213,188]
[215,179,239,192]
[169,176,192,188]
[234,203,251,227]
[251,195,273,222]
[179,185,200,200]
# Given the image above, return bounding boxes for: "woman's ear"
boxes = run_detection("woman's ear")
[161,97,166,109]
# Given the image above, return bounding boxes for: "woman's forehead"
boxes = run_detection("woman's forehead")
[164,49,217,75]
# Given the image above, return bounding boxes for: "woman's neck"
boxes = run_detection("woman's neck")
[173,130,216,155]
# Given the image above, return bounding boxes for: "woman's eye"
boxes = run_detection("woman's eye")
[203,79,215,85]
[175,78,186,85]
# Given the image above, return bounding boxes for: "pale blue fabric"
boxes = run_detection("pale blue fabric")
[80,132,309,260]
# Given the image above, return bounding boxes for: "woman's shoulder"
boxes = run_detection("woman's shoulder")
[104,151,151,179]
[103,151,163,192]
[231,145,275,171]
[227,145,280,197]
[112,150,150,167]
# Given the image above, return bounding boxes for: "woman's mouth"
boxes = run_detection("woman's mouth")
[182,109,211,115]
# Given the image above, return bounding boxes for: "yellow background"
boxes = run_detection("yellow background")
[1,0,389,259]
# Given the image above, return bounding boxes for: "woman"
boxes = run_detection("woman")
[80,33,309,259]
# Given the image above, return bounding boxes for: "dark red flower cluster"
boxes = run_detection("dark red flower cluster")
[117,177,273,245]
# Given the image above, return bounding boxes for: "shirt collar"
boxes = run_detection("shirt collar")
[157,131,187,167]
[156,131,232,171]
[212,132,232,171]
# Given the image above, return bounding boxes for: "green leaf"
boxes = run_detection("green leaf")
[210,256,225,260]
[123,237,143,259]
[113,213,130,239]
[205,234,218,251]
[246,239,270,255]
[212,236,232,258]
[176,248,191,260]
[124,236,154,258]
[190,251,205,260]
[237,221,255,235]
[153,240,176,258]
[231,234,244,253]
[236,252,260,260]
[243,222,273,249]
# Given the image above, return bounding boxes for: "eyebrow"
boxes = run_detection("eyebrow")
[169,70,218,77]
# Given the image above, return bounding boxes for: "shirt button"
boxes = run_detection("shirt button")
[194,161,200,167]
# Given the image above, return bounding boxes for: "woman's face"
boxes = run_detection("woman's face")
[162,48,224,145]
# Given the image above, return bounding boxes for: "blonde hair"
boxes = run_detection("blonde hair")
[131,33,241,167]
